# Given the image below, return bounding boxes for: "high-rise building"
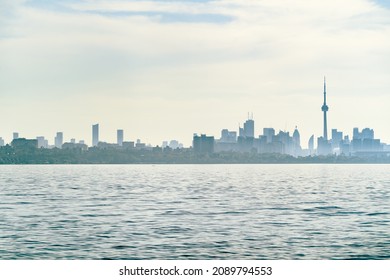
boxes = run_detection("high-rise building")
[220,129,237,143]
[37,136,48,148]
[117,129,124,146]
[321,77,329,140]
[13,132,19,140]
[353,127,360,140]
[308,135,314,155]
[331,129,343,149]
[92,124,99,147]
[292,127,301,156]
[243,119,254,138]
[193,134,214,154]
[55,132,63,149]
[0,137,4,147]
[293,127,301,147]
[263,128,275,143]
[162,141,168,148]
[361,128,374,140]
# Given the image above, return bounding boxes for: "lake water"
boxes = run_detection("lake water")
[0,164,389,259]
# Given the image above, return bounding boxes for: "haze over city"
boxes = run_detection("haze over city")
[1,0,389,147]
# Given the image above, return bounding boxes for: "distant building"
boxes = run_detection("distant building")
[317,78,331,155]
[239,126,244,137]
[351,127,382,153]
[237,135,255,152]
[236,116,255,152]
[0,137,4,147]
[97,142,119,149]
[123,141,135,149]
[243,118,254,138]
[55,132,63,149]
[169,140,180,149]
[193,134,214,154]
[13,132,19,140]
[62,142,88,151]
[220,129,237,143]
[92,124,99,147]
[11,138,38,149]
[263,128,275,143]
[321,77,329,140]
[317,136,332,155]
[135,139,146,149]
[117,129,124,146]
[331,129,343,149]
[308,135,314,155]
[361,128,374,140]
[36,136,48,149]
[292,127,302,156]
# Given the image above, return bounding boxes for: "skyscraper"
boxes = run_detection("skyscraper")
[13,132,19,140]
[55,132,63,149]
[308,135,314,155]
[243,117,254,138]
[117,129,124,146]
[92,124,99,147]
[293,126,301,147]
[321,77,329,140]
[263,128,275,143]
[37,136,48,148]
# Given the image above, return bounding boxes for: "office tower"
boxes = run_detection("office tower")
[243,117,254,138]
[293,127,301,147]
[117,129,124,146]
[193,134,214,154]
[220,129,237,143]
[36,136,48,148]
[361,128,374,140]
[308,135,314,154]
[263,128,275,143]
[55,132,63,149]
[239,126,244,137]
[71,138,76,144]
[353,127,360,140]
[13,132,19,140]
[321,77,329,140]
[0,137,4,147]
[331,129,343,149]
[92,124,99,147]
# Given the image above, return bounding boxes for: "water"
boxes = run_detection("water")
[0,164,389,259]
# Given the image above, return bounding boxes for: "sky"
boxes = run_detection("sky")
[1,0,390,148]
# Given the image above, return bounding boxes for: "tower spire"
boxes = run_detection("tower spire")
[321,76,329,141]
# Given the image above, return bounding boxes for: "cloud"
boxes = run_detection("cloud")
[0,0,390,145]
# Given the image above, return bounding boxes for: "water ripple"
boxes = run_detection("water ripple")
[0,164,389,259]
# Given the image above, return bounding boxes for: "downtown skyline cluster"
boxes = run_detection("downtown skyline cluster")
[2,78,389,158]
[0,78,390,157]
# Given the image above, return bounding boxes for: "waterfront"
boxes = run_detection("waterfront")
[0,164,389,259]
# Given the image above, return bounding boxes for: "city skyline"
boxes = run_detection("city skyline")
[0,75,389,150]
[1,0,389,146]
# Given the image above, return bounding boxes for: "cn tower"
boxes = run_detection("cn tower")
[321,77,329,141]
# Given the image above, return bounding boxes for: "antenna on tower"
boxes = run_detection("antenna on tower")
[324,76,326,93]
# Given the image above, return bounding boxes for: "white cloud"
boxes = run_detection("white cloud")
[0,0,389,146]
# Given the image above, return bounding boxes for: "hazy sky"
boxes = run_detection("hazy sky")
[1,0,389,147]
